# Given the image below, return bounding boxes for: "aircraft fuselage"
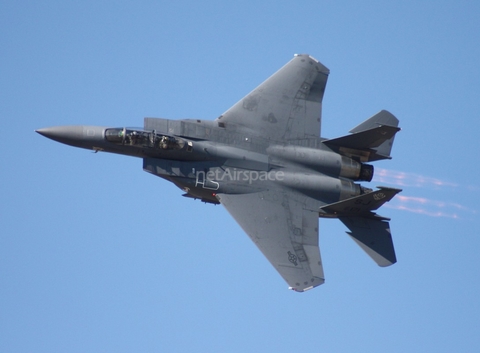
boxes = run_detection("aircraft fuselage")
[37,118,371,206]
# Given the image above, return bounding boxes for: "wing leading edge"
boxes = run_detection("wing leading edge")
[216,189,324,292]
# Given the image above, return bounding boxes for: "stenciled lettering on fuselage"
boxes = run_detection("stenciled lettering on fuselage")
[194,170,220,190]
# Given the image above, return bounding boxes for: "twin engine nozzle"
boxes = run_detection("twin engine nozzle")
[360,163,374,182]
[267,145,374,182]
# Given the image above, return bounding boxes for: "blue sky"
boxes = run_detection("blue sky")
[1,1,480,352]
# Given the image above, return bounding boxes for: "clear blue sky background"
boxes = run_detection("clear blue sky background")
[1,1,479,352]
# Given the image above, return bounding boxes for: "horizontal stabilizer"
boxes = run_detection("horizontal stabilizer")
[324,125,400,150]
[319,187,402,219]
[320,187,401,267]
[323,110,400,162]
[339,217,397,267]
[349,110,399,133]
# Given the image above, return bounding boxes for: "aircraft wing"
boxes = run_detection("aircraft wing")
[216,189,325,292]
[216,54,329,141]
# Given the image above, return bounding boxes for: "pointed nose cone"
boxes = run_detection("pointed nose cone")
[36,126,85,146]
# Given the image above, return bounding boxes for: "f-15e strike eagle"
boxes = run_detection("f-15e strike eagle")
[37,54,401,292]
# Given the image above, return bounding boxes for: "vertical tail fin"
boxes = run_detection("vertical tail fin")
[323,110,400,162]
[319,186,401,267]
[349,110,399,160]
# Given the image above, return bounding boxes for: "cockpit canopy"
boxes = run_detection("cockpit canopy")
[105,128,185,150]
[104,128,125,144]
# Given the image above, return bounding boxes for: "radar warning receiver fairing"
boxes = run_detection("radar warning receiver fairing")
[37,54,401,292]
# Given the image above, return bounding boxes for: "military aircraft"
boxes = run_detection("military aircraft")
[37,54,401,292]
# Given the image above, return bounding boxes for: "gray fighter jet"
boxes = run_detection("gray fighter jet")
[37,54,401,292]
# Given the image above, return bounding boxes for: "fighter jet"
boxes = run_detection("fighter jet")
[37,54,401,292]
